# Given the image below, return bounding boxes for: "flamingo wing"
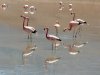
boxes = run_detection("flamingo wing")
[48,35,61,41]
[54,24,60,27]
[24,26,36,31]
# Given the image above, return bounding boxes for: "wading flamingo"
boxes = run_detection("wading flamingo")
[63,13,87,41]
[54,20,60,36]
[44,28,61,50]
[64,13,87,31]
[21,15,37,39]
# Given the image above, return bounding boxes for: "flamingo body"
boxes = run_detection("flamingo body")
[46,34,61,42]
[75,19,87,24]
[68,20,79,30]
[24,26,37,33]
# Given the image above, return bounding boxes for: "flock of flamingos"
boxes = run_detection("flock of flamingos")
[1,1,88,64]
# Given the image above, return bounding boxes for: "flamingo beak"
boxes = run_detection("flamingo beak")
[84,21,87,24]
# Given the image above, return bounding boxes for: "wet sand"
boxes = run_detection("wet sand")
[0,0,100,75]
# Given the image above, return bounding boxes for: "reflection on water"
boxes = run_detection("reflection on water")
[22,39,37,65]
[63,41,88,55]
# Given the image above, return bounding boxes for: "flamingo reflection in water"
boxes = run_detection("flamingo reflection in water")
[22,39,37,64]
[63,42,88,55]
[21,15,37,39]
[44,56,61,70]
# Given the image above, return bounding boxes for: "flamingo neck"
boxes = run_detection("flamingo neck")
[26,18,29,26]
[72,13,76,21]
[23,18,26,29]
[45,28,49,38]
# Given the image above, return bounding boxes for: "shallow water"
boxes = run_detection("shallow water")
[0,1,100,75]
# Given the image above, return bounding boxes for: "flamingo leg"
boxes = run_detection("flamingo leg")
[28,34,29,39]
[28,33,32,40]
[52,43,54,52]
[55,27,58,36]
[74,26,82,42]
[73,28,77,44]
[77,26,82,38]
[30,33,32,39]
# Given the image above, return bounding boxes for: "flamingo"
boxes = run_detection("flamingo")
[69,4,73,12]
[64,13,87,31]
[63,13,87,40]
[21,15,37,39]
[59,1,64,11]
[1,3,8,10]
[54,20,60,36]
[44,28,61,50]
[23,5,29,14]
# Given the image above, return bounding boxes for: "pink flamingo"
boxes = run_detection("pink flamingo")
[44,28,61,50]
[64,13,87,31]
[63,13,87,44]
[63,13,87,39]
[54,20,60,36]
[21,15,37,39]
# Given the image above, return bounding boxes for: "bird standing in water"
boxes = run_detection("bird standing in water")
[63,13,87,42]
[44,28,61,50]
[21,15,37,39]
[54,20,60,36]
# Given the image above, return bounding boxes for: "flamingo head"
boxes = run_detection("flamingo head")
[44,27,49,31]
[71,12,75,15]
[59,1,63,5]
[20,15,29,20]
